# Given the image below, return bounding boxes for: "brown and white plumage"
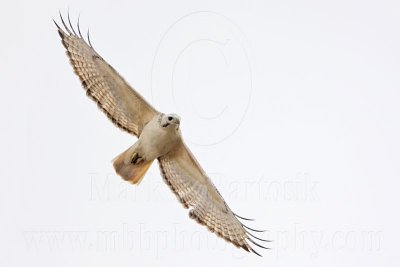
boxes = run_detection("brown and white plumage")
[55,13,269,256]
[55,13,158,136]
[159,141,269,254]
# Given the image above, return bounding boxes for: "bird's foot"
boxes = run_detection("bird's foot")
[130,152,143,164]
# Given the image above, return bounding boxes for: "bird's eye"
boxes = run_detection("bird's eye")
[168,116,173,121]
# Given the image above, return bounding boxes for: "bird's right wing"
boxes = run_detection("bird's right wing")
[158,140,269,255]
[54,14,158,136]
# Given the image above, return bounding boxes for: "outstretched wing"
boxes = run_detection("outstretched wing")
[54,14,158,136]
[158,141,270,256]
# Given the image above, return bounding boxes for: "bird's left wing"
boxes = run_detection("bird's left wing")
[54,14,158,136]
[158,141,269,256]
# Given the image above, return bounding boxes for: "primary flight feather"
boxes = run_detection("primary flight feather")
[54,13,269,256]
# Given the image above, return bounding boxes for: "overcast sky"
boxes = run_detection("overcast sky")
[1,0,399,266]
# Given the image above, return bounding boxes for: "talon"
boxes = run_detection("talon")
[131,152,139,164]
[131,152,144,164]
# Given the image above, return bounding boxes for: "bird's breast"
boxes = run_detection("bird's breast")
[138,119,180,160]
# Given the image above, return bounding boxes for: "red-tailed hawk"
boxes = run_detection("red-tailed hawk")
[54,12,269,256]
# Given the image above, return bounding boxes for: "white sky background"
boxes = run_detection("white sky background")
[1,0,399,266]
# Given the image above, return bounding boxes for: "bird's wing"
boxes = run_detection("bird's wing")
[158,140,269,255]
[54,14,158,136]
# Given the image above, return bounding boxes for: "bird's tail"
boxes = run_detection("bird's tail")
[112,144,153,185]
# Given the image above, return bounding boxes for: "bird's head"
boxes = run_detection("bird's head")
[160,113,180,130]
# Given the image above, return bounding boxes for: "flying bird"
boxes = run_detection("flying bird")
[54,13,269,256]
